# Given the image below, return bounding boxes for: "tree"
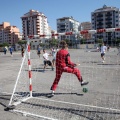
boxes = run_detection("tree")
[0,44,3,47]
[49,38,59,47]
[2,42,9,47]
[18,40,27,46]
[116,38,120,46]
[97,39,103,44]
[80,38,86,44]
[64,39,69,45]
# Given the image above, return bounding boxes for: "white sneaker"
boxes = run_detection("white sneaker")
[81,81,89,86]
[51,91,54,96]
[102,60,104,63]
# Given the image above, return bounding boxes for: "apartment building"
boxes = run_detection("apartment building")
[0,22,20,45]
[80,22,92,40]
[91,5,120,44]
[21,10,51,40]
[51,30,58,39]
[57,16,80,41]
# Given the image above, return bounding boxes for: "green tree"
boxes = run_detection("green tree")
[0,44,3,47]
[64,39,70,45]
[96,39,103,44]
[80,38,86,44]
[18,40,27,46]
[49,38,59,47]
[2,42,9,47]
[39,43,46,48]
[116,38,120,46]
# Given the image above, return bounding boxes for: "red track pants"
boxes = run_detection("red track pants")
[51,67,82,91]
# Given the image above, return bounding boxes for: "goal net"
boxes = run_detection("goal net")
[8,35,120,120]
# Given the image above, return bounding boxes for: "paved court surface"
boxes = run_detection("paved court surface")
[0,48,120,120]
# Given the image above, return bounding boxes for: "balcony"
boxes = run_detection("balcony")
[106,25,112,28]
[36,21,40,23]
[106,22,112,25]
[36,18,39,20]
[97,27,104,29]
[97,22,103,26]
[96,18,103,21]
[97,14,103,17]
[36,29,40,31]
[105,18,112,21]
[36,24,40,26]
[60,25,65,27]
[60,29,66,32]
[106,13,112,16]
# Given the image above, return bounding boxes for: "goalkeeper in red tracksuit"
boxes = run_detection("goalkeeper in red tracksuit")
[51,40,89,95]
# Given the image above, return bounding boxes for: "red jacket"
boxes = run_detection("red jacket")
[56,49,76,69]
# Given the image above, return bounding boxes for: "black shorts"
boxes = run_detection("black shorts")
[44,60,52,66]
[37,51,41,54]
[101,53,105,57]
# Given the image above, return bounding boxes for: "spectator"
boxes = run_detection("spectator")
[37,45,41,58]
[3,46,7,55]
[9,46,13,57]
[21,46,24,58]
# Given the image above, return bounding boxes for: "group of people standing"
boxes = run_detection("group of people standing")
[3,46,14,57]
[3,45,25,58]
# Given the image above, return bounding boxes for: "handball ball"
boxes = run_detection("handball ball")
[83,88,88,93]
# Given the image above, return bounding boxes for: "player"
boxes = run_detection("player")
[9,46,13,57]
[37,45,41,58]
[100,43,107,63]
[43,49,54,72]
[3,46,7,55]
[50,40,89,96]
[51,47,57,67]
[21,46,24,58]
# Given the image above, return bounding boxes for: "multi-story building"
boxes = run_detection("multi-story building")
[51,30,58,39]
[80,22,92,40]
[91,5,120,44]
[57,16,80,41]
[0,22,20,45]
[21,10,51,40]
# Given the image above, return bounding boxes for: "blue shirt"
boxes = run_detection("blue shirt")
[37,47,40,52]
[9,47,13,52]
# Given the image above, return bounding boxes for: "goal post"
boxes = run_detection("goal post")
[9,37,32,106]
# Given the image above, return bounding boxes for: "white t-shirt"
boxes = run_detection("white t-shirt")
[101,46,107,53]
[43,53,49,60]
[51,49,56,56]
[53,52,57,59]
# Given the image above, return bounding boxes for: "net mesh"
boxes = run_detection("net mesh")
[9,41,120,119]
